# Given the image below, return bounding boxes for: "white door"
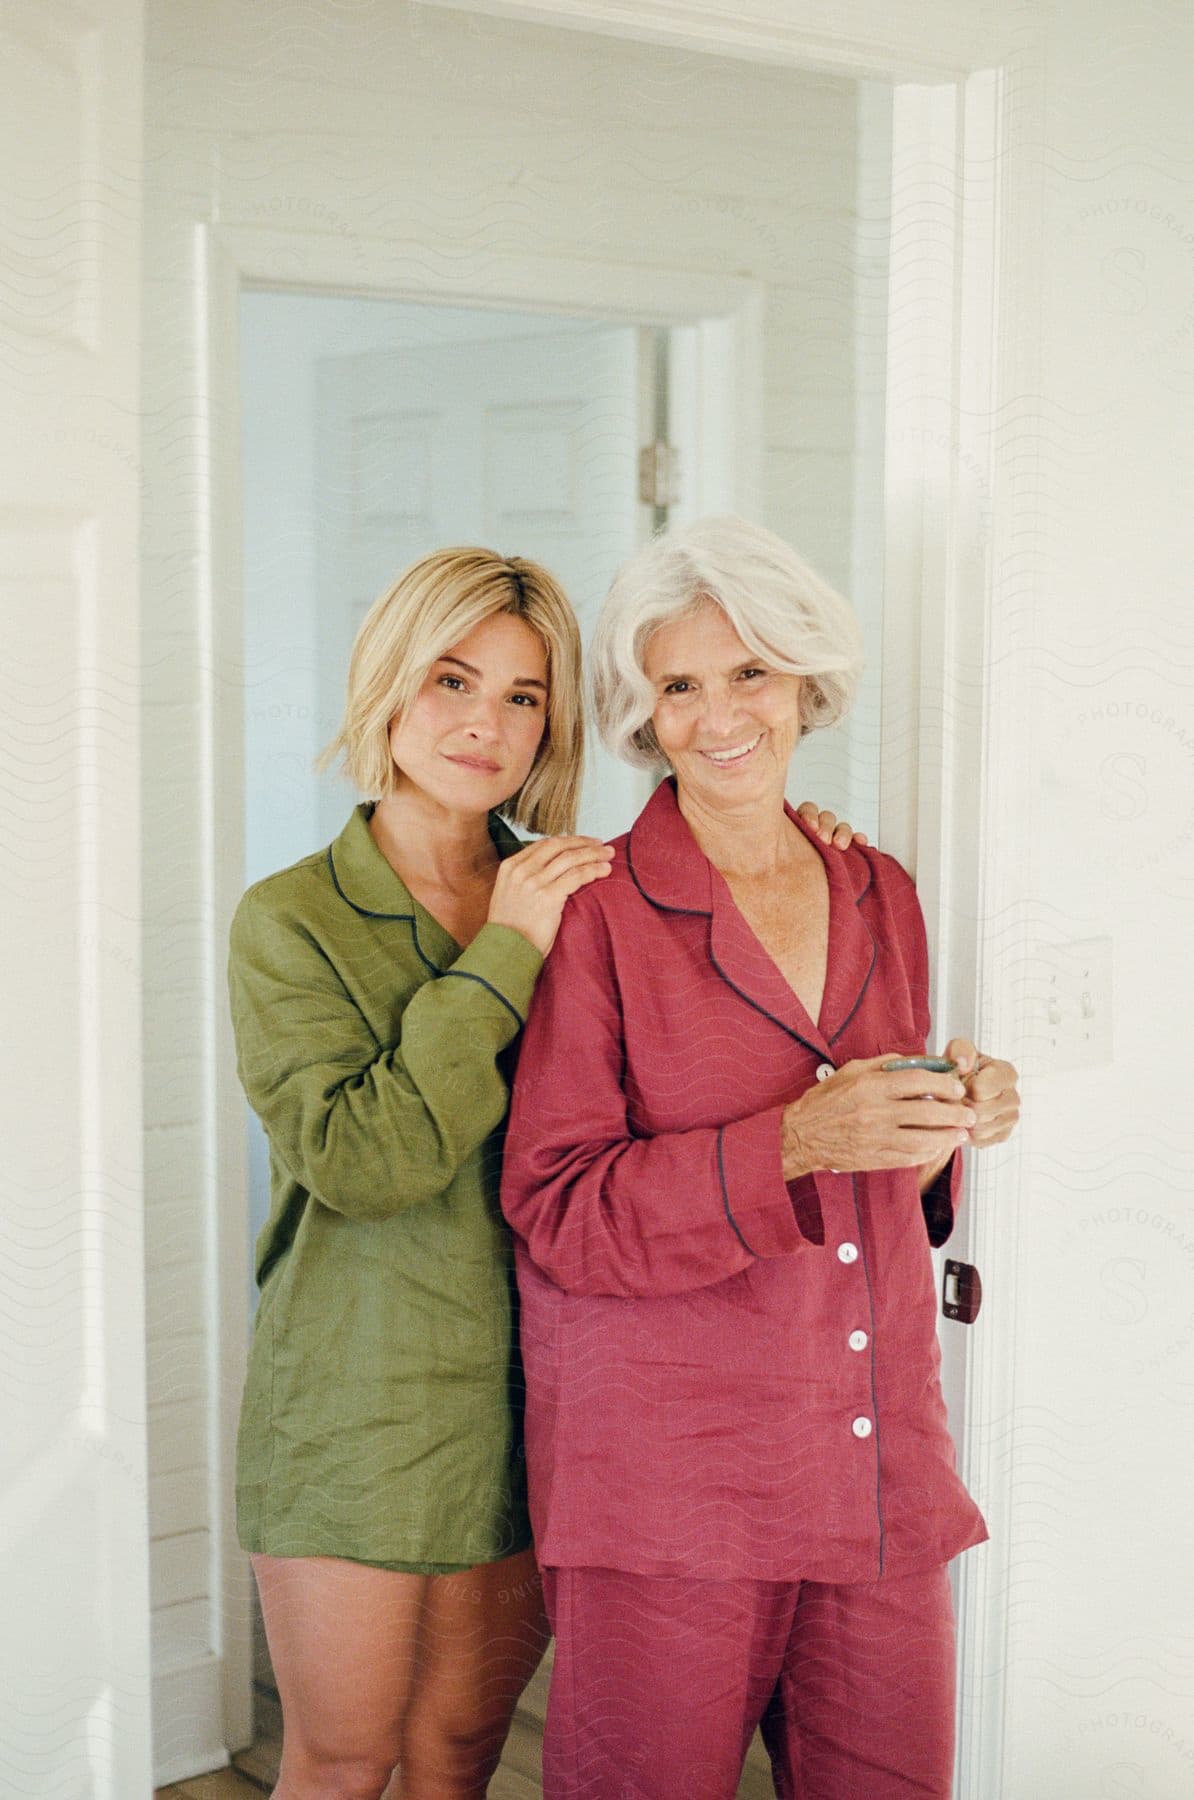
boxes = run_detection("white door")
[0,2,153,1795]
[314,323,651,843]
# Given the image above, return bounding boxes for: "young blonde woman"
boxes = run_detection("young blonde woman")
[228,545,858,1800]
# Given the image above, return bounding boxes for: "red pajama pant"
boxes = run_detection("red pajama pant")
[540,1564,956,1800]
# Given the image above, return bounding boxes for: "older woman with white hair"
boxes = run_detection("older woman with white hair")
[501,516,1020,1799]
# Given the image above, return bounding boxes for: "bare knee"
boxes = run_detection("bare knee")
[400,1711,507,1797]
[276,1740,400,1800]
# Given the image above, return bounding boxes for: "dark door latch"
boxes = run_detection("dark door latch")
[943,1259,982,1324]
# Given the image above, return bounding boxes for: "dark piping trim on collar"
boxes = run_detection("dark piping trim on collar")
[629,814,882,1056]
[326,845,441,977]
[708,944,828,1062]
[828,941,876,1045]
[828,861,876,1045]
[625,831,711,918]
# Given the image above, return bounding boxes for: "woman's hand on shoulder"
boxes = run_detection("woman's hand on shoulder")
[488,836,615,957]
[795,802,867,849]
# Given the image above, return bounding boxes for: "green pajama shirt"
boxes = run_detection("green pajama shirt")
[228,803,542,1570]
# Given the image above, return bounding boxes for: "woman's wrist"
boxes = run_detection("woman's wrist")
[779,1100,814,1181]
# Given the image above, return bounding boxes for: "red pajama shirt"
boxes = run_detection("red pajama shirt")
[500,777,986,1792]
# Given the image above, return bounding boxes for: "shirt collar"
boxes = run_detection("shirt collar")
[327,801,523,922]
[627,775,876,1054]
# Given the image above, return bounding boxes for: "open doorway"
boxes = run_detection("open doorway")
[229,257,891,1785]
[151,18,966,1784]
[237,289,670,1779]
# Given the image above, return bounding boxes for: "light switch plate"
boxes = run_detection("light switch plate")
[1041,936,1113,1070]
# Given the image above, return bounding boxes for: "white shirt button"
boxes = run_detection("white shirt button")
[815,1063,835,1081]
[848,1329,868,1352]
[852,1416,873,1439]
[837,1242,859,1264]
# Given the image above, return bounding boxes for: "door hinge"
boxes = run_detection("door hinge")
[638,441,681,508]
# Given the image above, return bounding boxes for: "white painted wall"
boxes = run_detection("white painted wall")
[142,3,867,1775]
[991,12,1194,1791]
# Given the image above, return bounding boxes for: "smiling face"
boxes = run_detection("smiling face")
[644,598,803,814]
[386,610,549,815]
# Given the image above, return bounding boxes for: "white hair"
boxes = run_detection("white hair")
[591,514,865,768]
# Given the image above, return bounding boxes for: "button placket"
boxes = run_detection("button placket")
[832,1197,874,1442]
[813,1064,840,1169]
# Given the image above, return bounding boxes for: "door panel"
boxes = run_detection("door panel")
[315,324,650,842]
[0,0,154,1792]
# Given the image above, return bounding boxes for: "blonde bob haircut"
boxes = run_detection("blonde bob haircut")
[320,546,584,836]
[591,514,865,769]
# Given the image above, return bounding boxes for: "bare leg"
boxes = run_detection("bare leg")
[252,1553,425,1800]
[397,1547,550,1799]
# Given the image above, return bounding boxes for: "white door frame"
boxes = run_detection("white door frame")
[200,223,763,1747]
[415,7,1023,1796]
[878,75,1014,1800]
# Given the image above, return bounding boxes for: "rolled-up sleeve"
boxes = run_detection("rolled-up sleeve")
[920,1149,963,1246]
[500,894,815,1298]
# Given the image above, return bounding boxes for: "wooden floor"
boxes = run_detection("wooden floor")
[157,1778,266,1799]
[155,1657,776,1798]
